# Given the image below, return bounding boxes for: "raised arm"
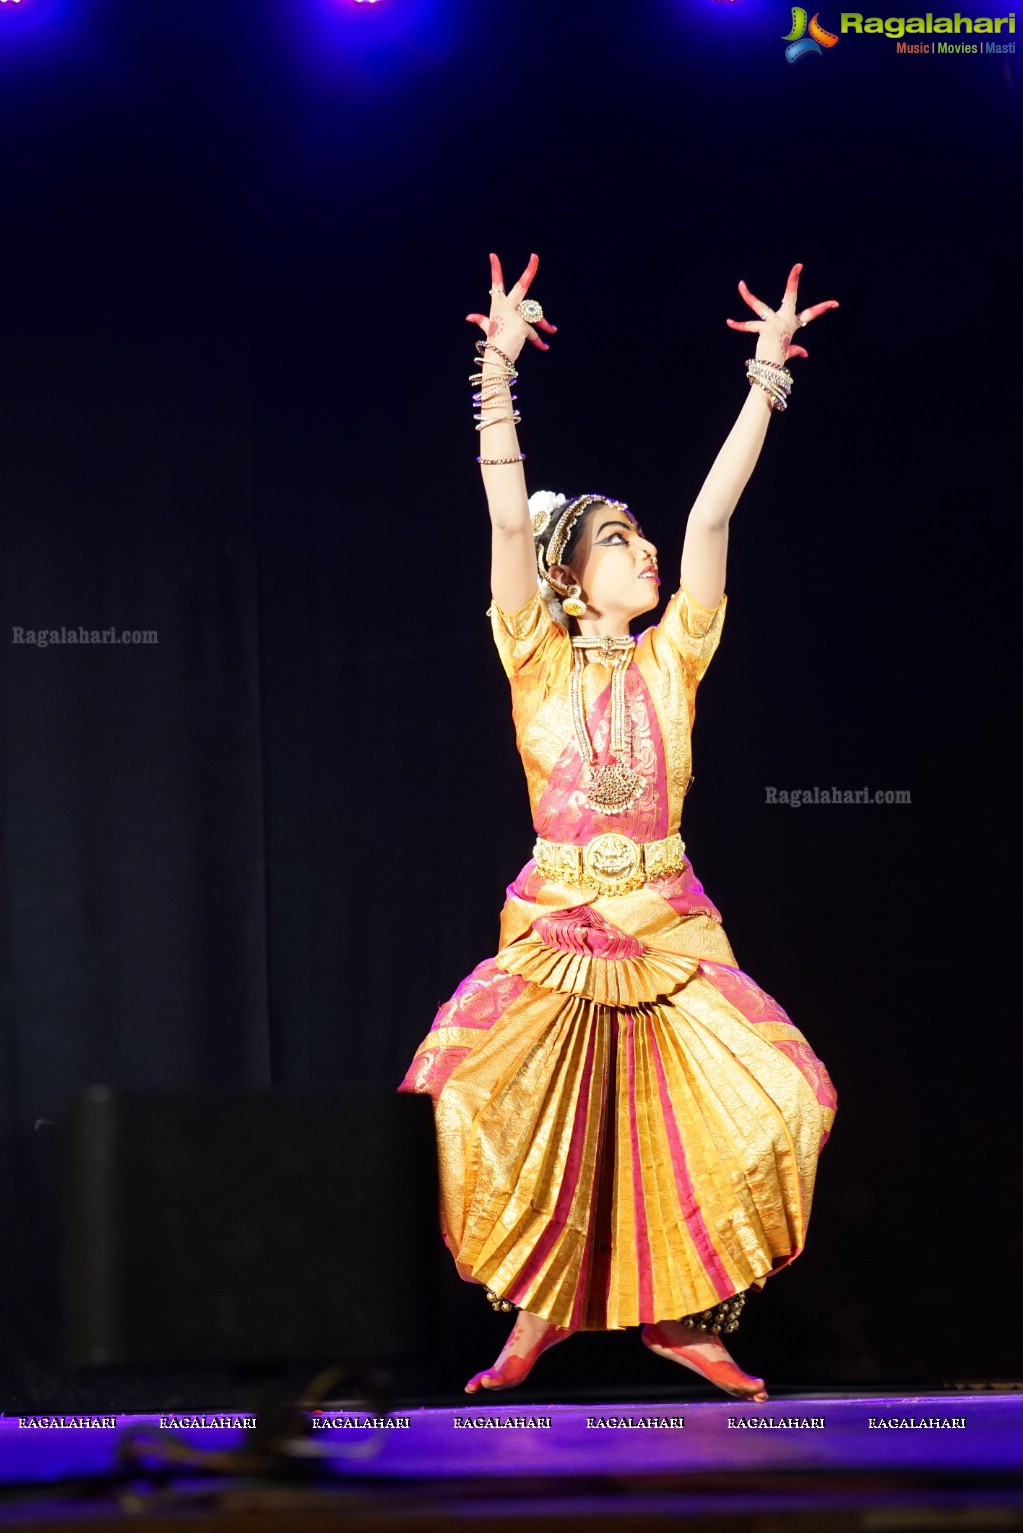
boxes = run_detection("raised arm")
[678,262,839,611]
[466,253,557,616]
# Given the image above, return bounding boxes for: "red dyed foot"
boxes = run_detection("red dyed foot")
[641,1321,769,1402]
[465,1311,574,1393]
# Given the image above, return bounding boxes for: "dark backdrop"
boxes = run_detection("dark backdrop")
[0,0,1019,1410]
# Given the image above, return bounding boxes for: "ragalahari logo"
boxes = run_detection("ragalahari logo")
[783,7,841,58]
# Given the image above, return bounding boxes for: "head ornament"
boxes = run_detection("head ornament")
[530,493,631,616]
[527,490,565,539]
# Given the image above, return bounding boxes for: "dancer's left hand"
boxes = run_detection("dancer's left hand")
[726,263,839,364]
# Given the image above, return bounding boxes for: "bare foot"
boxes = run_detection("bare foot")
[465,1309,575,1393]
[641,1320,768,1401]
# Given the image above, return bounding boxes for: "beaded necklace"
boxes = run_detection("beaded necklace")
[570,634,645,814]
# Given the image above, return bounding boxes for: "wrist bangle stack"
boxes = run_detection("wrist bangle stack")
[470,338,522,433]
[745,357,793,412]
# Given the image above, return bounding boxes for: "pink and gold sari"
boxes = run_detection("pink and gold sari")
[398,586,837,1332]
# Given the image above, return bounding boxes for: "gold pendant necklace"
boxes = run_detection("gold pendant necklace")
[570,635,645,815]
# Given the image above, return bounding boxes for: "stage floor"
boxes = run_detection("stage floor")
[0,1391,1020,1529]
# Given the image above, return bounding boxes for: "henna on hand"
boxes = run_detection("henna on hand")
[466,252,557,355]
[725,262,839,363]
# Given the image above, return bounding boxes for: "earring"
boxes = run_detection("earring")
[563,585,586,618]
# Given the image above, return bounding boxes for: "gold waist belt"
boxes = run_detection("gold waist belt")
[532,831,685,898]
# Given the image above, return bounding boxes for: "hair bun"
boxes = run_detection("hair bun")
[528,490,566,537]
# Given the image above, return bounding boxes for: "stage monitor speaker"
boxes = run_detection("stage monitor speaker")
[60,1087,439,1370]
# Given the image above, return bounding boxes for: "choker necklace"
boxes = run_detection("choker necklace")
[570,635,645,814]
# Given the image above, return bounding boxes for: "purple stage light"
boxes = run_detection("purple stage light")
[0,0,85,60]
[294,0,464,85]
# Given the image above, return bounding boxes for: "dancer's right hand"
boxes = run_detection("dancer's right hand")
[466,252,557,363]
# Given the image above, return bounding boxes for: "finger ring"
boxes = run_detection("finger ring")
[760,310,770,321]
[490,286,505,297]
[518,299,543,324]
[797,313,807,327]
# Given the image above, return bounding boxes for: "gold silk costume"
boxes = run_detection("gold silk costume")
[399,584,837,1332]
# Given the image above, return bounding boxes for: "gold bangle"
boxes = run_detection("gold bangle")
[477,454,526,464]
[747,379,787,412]
[476,340,516,368]
[746,361,792,384]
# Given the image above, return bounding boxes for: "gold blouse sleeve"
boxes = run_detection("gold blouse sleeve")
[648,586,727,687]
[487,589,566,680]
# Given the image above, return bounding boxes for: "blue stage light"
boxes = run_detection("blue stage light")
[0,0,86,62]
[293,0,466,87]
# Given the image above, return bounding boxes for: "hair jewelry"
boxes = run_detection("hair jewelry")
[535,493,631,617]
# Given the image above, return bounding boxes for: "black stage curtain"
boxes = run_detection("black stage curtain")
[0,0,1019,1408]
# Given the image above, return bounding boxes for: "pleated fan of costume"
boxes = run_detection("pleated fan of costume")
[398,586,837,1332]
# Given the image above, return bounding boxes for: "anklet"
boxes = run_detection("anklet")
[485,1288,515,1314]
[680,1291,747,1335]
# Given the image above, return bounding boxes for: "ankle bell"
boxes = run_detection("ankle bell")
[485,1288,515,1314]
[679,1290,747,1335]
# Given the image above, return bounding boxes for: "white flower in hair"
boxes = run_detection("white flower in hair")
[528,490,566,538]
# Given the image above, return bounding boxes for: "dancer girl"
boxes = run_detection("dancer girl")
[399,253,840,1402]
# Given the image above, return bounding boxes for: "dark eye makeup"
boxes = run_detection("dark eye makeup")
[596,519,645,543]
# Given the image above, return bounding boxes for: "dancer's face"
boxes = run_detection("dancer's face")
[551,504,661,630]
